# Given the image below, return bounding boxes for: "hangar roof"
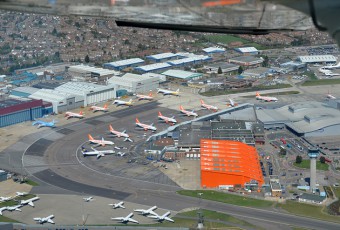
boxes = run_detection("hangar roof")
[235,47,258,53]
[55,82,114,96]
[298,55,337,63]
[161,70,202,79]
[203,47,226,53]
[104,58,144,67]
[135,63,171,72]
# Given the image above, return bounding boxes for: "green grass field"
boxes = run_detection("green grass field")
[178,190,273,208]
[25,179,39,186]
[333,187,340,198]
[302,78,340,86]
[0,215,20,223]
[293,159,329,171]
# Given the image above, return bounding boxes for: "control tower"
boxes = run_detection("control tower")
[308,148,320,192]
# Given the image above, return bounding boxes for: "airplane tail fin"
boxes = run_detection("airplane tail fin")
[176,89,179,92]
[180,105,184,111]
[79,111,83,115]
[109,124,113,132]
[158,111,162,116]
[136,118,140,123]
[200,99,204,105]
[88,134,94,140]
[256,92,260,96]
[104,104,108,109]
[149,92,152,97]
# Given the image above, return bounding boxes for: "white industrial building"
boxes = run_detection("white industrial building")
[67,64,120,81]
[55,82,116,106]
[297,55,337,64]
[235,47,259,55]
[108,73,160,93]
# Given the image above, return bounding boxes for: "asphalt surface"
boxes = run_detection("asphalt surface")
[1,101,340,229]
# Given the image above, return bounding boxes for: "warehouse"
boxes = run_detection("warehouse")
[161,70,203,82]
[242,67,271,78]
[167,55,212,67]
[108,73,160,93]
[229,56,263,67]
[280,61,307,72]
[11,86,39,98]
[204,62,239,74]
[202,47,226,54]
[200,139,264,189]
[146,53,178,62]
[55,82,116,106]
[297,55,337,64]
[29,89,81,113]
[103,58,145,71]
[66,64,120,81]
[235,47,259,55]
[0,99,46,127]
[134,63,172,74]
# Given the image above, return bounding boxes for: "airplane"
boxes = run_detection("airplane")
[33,215,55,224]
[65,111,84,119]
[179,105,198,117]
[326,91,336,99]
[108,201,125,209]
[109,125,132,142]
[88,134,114,147]
[20,196,40,207]
[134,206,157,216]
[32,119,57,128]
[135,118,157,132]
[89,104,109,112]
[324,71,340,77]
[136,92,153,101]
[116,152,126,157]
[255,92,278,102]
[323,62,340,70]
[0,207,7,215]
[200,99,218,111]
[6,205,22,212]
[16,192,28,197]
[147,211,174,223]
[157,88,180,96]
[111,212,139,224]
[227,98,238,107]
[113,99,133,107]
[158,112,177,125]
[0,196,12,202]
[81,147,114,159]
[83,197,94,202]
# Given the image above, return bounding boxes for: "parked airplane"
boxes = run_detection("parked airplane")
[323,62,340,69]
[20,196,40,207]
[88,134,114,147]
[81,147,114,159]
[65,111,84,119]
[326,92,336,99]
[108,201,125,209]
[83,197,94,202]
[113,99,133,106]
[0,196,12,202]
[134,206,157,216]
[32,119,57,128]
[179,105,198,117]
[16,192,28,197]
[158,112,177,124]
[148,211,174,223]
[227,98,238,107]
[136,92,153,101]
[135,118,157,132]
[116,152,126,157]
[6,205,22,212]
[255,92,278,102]
[89,104,108,112]
[157,88,180,96]
[324,71,340,76]
[0,207,7,215]
[200,99,218,111]
[111,213,139,224]
[109,125,132,142]
[34,215,55,224]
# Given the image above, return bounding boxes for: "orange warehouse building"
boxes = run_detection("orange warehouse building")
[200,139,264,188]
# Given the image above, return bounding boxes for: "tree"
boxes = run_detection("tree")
[238,66,243,75]
[320,156,326,164]
[262,55,269,67]
[217,67,222,74]
[280,148,287,156]
[296,155,302,164]
[85,55,90,63]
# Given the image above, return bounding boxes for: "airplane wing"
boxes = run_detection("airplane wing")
[28,201,35,207]
[128,218,139,224]
[147,215,159,219]
[111,217,124,221]
[33,217,41,221]
[165,217,174,222]
[47,218,55,224]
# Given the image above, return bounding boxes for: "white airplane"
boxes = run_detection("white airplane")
[148,211,174,223]
[6,205,22,212]
[323,62,340,69]
[0,207,7,215]
[83,196,94,202]
[65,111,84,119]
[89,104,108,112]
[88,134,114,147]
[116,152,126,157]
[227,98,238,107]
[109,125,132,142]
[81,147,114,159]
[113,99,133,107]
[20,196,39,207]
[255,92,278,102]
[134,206,157,216]
[108,201,125,209]
[34,215,55,224]
[135,118,157,132]
[179,105,198,117]
[111,212,139,224]
[0,196,12,202]
[158,112,177,125]
[16,192,28,197]
[157,88,180,96]
[136,92,153,101]
[324,71,340,76]
[200,99,218,111]
[326,91,336,99]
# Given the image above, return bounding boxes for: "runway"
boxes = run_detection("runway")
[1,101,340,229]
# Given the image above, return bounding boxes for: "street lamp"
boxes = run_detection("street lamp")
[197,193,204,229]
